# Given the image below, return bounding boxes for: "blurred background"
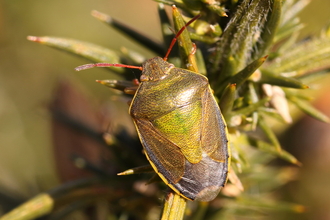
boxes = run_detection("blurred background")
[0,0,330,219]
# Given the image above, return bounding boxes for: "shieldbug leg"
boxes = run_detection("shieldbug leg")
[117,165,154,176]
[96,79,139,94]
[123,78,140,95]
[191,42,197,55]
[146,174,162,185]
[124,87,138,95]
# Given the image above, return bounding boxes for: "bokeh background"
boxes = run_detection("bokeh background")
[0,0,330,219]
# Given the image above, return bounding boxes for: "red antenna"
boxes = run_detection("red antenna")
[163,13,201,61]
[75,13,201,71]
[75,63,142,71]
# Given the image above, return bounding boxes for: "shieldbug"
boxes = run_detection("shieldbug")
[76,12,230,202]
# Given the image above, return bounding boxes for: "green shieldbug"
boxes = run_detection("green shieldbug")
[76,13,230,202]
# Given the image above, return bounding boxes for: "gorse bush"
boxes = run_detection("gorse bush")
[1,1,330,220]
